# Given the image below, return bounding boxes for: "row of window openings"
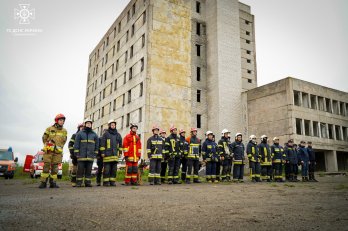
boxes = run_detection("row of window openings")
[88,57,144,96]
[295,118,348,141]
[89,34,145,81]
[294,91,348,116]
[93,108,143,135]
[195,67,253,83]
[88,81,144,111]
[89,10,146,68]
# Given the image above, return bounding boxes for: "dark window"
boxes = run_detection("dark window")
[123,72,126,84]
[302,92,309,108]
[246,50,251,55]
[116,60,119,72]
[325,98,331,113]
[104,71,107,81]
[246,40,250,44]
[118,22,121,32]
[126,113,130,127]
[196,44,201,56]
[129,67,133,80]
[196,1,200,13]
[117,40,120,51]
[248,79,252,83]
[197,67,201,81]
[196,22,201,35]
[143,11,146,24]
[245,20,250,25]
[247,70,252,74]
[304,120,311,136]
[126,31,129,42]
[106,36,109,46]
[128,90,131,103]
[335,125,341,140]
[122,94,125,106]
[112,45,115,56]
[130,46,134,58]
[127,10,131,22]
[328,124,334,139]
[131,24,135,37]
[142,34,145,48]
[247,59,251,63]
[102,106,105,117]
[113,99,116,111]
[140,82,143,97]
[132,3,136,15]
[313,121,319,137]
[114,79,117,90]
[246,31,250,36]
[197,114,201,128]
[296,118,302,135]
[139,108,142,122]
[310,95,317,109]
[197,90,201,102]
[141,58,144,72]
[294,90,301,106]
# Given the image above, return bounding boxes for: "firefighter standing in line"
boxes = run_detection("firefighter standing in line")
[165,126,182,184]
[293,143,300,181]
[39,114,68,189]
[230,133,245,182]
[218,129,232,182]
[284,139,299,182]
[73,119,99,187]
[185,128,202,184]
[258,135,272,182]
[159,129,168,183]
[96,137,103,186]
[298,141,310,182]
[307,141,318,182]
[202,131,219,183]
[68,123,84,187]
[123,123,142,186]
[284,142,290,181]
[147,125,165,185]
[100,120,123,186]
[179,129,189,182]
[271,137,286,182]
[247,135,261,182]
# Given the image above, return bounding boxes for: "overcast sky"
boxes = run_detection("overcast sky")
[0,0,347,164]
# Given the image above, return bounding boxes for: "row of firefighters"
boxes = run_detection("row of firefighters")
[38,114,318,188]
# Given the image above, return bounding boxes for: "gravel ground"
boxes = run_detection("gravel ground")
[0,176,348,231]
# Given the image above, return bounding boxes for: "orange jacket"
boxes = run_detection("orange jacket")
[123,131,142,162]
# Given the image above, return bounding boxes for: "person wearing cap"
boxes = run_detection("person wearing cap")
[202,131,219,183]
[159,129,168,183]
[307,141,318,182]
[147,125,165,185]
[258,135,272,182]
[230,133,245,182]
[68,123,84,187]
[39,113,68,189]
[179,129,189,182]
[284,139,299,182]
[298,141,310,182]
[247,135,261,182]
[218,129,232,182]
[73,119,99,187]
[185,128,202,184]
[271,137,286,182]
[165,125,182,184]
[123,123,142,186]
[99,119,122,186]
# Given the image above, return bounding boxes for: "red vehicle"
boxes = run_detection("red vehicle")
[24,151,62,179]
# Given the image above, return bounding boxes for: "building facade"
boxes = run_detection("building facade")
[84,0,257,150]
[245,77,348,172]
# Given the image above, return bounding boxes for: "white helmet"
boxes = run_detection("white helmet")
[108,119,116,125]
[206,131,213,136]
[84,118,93,124]
[249,135,257,140]
[221,129,230,135]
[261,135,267,139]
[273,137,279,141]
[235,132,242,138]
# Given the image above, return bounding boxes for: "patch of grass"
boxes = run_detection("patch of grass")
[270,183,278,187]
[318,172,325,177]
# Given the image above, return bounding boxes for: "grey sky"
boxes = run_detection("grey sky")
[0,0,347,164]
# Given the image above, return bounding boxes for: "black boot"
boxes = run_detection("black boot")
[155,179,161,185]
[49,179,59,188]
[252,177,256,183]
[294,175,299,182]
[150,180,154,185]
[181,173,186,182]
[71,176,77,187]
[39,181,47,189]
[103,182,110,186]
[110,181,116,187]
[85,181,92,187]
[186,179,191,184]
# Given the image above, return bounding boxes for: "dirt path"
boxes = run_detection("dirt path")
[0,176,348,231]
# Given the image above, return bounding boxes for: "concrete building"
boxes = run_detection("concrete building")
[245,77,348,172]
[84,0,257,149]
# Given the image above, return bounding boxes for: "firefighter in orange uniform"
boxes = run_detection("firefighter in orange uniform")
[123,123,142,186]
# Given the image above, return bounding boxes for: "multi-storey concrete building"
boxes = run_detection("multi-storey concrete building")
[245,77,348,172]
[84,0,257,149]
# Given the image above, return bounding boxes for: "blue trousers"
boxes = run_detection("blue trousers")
[301,161,309,177]
[206,161,217,180]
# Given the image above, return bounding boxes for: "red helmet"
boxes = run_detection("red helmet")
[54,114,66,123]
[77,123,84,129]
[152,125,160,131]
[160,129,166,134]
[179,129,185,134]
[191,128,198,132]
[170,125,177,132]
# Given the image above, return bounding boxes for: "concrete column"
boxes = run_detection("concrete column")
[325,150,338,172]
